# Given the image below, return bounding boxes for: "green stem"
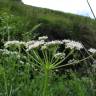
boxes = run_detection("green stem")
[43,69,49,96]
[55,54,94,69]
[7,23,10,41]
[4,72,8,96]
[18,45,21,54]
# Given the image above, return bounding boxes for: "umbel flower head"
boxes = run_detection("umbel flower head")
[68,59,78,64]
[54,53,65,59]
[26,40,45,51]
[38,36,48,41]
[44,40,63,47]
[62,39,71,43]
[26,40,36,47]
[0,49,20,58]
[4,41,19,48]
[64,40,83,50]
[4,41,26,48]
[88,48,96,53]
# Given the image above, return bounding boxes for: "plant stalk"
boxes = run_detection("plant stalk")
[43,69,49,96]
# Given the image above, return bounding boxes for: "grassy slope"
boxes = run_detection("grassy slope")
[0,0,96,48]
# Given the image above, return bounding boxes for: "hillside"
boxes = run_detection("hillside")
[0,0,96,48]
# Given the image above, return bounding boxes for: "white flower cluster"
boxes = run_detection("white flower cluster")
[64,40,83,50]
[26,40,45,51]
[26,40,36,47]
[20,42,26,45]
[4,41,19,47]
[4,41,26,48]
[3,36,85,52]
[68,59,78,64]
[88,48,96,53]
[38,36,48,40]
[0,49,8,53]
[62,39,71,43]
[44,40,63,47]
[54,53,65,59]
[0,49,20,57]
[26,39,63,51]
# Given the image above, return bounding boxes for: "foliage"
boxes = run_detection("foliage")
[0,1,96,96]
[0,0,96,47]
[0,36,96,96]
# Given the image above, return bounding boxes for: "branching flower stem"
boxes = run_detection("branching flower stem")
[54,54,94,69]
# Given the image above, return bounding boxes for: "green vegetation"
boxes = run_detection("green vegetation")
[0,0,96,47]
[0,37,96,96]
[0,0,96,96]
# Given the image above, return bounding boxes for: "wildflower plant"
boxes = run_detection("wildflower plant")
[24,36,93,96]
[26,41,65,96]
[1,36,96,96]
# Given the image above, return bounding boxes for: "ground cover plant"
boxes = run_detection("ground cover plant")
[0,35,96,96]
